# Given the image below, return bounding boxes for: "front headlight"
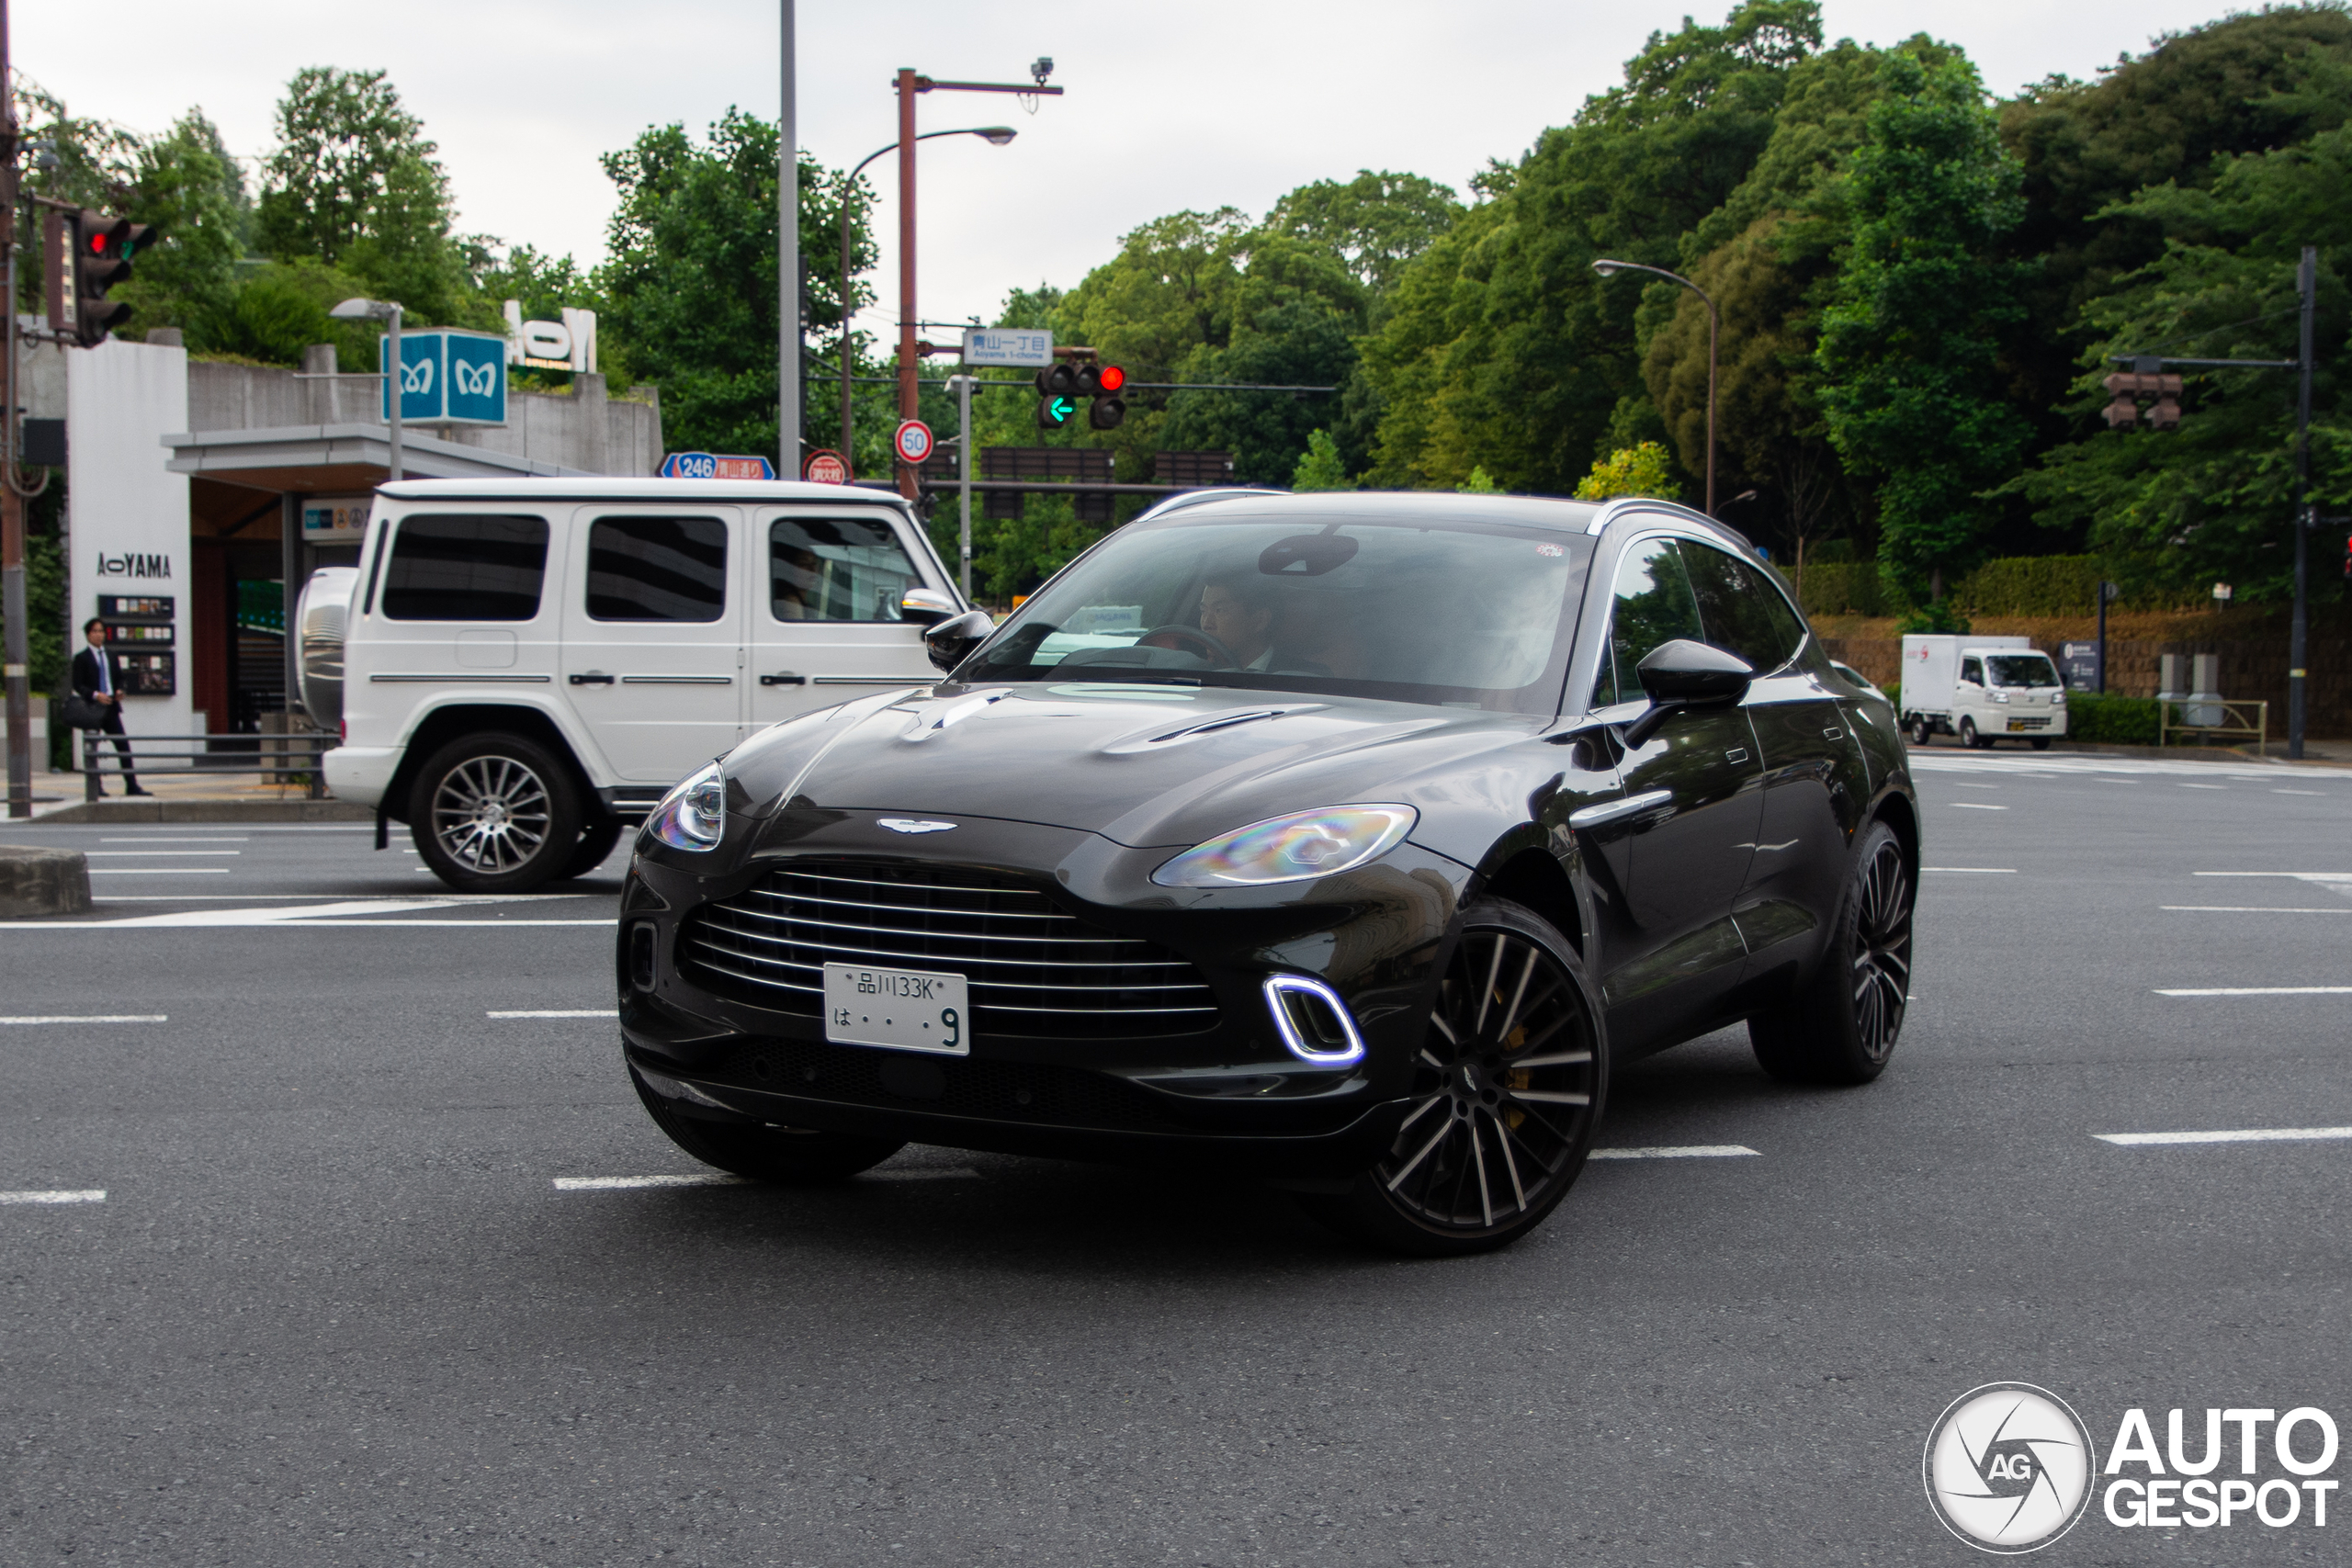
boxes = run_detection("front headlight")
[1151,805,1417,888]
[646,761,726,851]
[1989,689,2011,704]
[2052,689,2067,705]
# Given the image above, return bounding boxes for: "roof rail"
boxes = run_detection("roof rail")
[1128,487,1290,525]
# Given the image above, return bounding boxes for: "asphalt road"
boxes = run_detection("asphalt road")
[6,749,2351,1566]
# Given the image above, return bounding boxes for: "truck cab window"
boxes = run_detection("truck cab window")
[770,517,921,622]
[1961,657,1984,685]
[380,514,549,621]
[587,515,728,623]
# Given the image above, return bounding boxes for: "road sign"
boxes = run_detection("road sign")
[894,420,935,466]
[802,449,852,484]
[962,328,1052,367]
[379,330,509,426]
[660,452,776,479]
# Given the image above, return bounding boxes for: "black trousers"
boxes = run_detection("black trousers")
[88,707,141,790]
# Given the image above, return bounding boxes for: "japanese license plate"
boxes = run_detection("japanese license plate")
[822,963,969,1055]
[2007,719,2028,732]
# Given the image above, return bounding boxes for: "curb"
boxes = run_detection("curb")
[0,846,94,918]
[32,799,375,825]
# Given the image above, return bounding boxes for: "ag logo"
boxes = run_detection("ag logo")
[1924,1383,2096,1552]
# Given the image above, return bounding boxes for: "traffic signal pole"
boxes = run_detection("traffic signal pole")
[2290,244,2315,760]
[778,0,798,480]
[895,69,920,502]
[2,0,29,818]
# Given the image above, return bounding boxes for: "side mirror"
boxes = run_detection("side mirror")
[1621,638,1754,747]
[923,609,996,673]
[899,587,958,628]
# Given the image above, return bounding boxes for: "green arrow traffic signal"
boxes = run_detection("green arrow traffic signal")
[1036,394,1075,430]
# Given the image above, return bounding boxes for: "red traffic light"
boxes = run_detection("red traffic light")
[1097,365,1125,393]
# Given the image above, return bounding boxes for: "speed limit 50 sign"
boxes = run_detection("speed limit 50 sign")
[893,419,934,466]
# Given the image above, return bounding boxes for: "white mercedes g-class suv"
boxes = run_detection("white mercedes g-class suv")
[320,478,967,891]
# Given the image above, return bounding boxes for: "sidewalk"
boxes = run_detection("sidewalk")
[20,768,370,824]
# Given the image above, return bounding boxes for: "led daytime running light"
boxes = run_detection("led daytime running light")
[1263,975,1367,1066]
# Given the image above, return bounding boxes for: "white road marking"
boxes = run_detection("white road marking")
[1925,866,2016,874]
[0,1014,166,1025]
[489,1010,614,1019]
[554,1174,742,1190]
[2156,985,2352,996]
[865,1168,982,1181]
[99,836,249,842]
[1588,1145,1760,1160]
[2161,906,2352,915]
[2180,783,2229,790]
[85,868,231,874]
[2096,1127,2352,1147]
[3,897,594,930]
[1946,802,2007,810]
[1910,753,2352,779]
[1953,783,2000,790]
[82,850,241,857]
[2195,871,2352,882]
[2275,789,2325,796]
[0,1190,106,1205]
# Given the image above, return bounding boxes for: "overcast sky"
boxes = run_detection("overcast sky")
[19,1,2246,344]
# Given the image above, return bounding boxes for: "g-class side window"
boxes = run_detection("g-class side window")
[771,517,921,622]
[380,514,549,621]
[586,515,729,623]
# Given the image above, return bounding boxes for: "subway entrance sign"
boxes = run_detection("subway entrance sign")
[661,453,777,479]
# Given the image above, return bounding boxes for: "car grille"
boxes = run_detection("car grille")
[678,859,1220,1038]
[2007,716,2052,730]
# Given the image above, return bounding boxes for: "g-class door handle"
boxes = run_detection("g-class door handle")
[568,671,615,686]
[759,672,807,686]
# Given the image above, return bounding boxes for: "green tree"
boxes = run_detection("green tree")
[596,110,872,457]
[254,68,488,328]
[1360,2,1823,491]
[1815,51,2032,604]
[1574,442,1679,500]
[1291,428,1349,491]
[115,110,249,345]
[2009,124,2350,603]
[1261,170,1463,299]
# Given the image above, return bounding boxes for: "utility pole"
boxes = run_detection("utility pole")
[952,373,974,598]
[895,68,919,502]
[2290,244,2315,761]
[888,62,1062,503]
[778,1,798,480]
[3,0,30,818]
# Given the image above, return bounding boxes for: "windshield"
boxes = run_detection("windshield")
[1987,654,2060,688]
[959,513,1597,713]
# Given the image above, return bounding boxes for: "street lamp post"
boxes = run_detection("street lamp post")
[329,297,404,484]
[1592,258,1717,517]
[837,129,1014,469]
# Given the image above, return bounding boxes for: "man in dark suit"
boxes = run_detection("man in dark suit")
[71,618,150,796]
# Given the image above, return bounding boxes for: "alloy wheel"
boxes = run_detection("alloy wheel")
[1850,836,1913,1065]
[431,754,552,874]
[1375,927,1599,1234]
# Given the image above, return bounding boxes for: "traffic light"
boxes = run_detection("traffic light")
[1079,362,1127,431]
[44,210,156,347]
[1035,362,1079,429]
[2102,369,2183,431]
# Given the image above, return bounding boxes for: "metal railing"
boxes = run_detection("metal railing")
[2159,698,2270,757]
[81,730,337,802]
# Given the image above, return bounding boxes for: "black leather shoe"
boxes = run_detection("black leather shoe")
[125,786,153,796]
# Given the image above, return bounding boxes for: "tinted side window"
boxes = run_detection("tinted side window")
[771,517,921,622]
[1961,657,1984,684]
[587,515,728,623]
[1683,541,1805,673]
[1593,537,1704,706]
[381,514,548,621]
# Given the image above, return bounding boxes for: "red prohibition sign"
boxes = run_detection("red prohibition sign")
[894,420,934,466]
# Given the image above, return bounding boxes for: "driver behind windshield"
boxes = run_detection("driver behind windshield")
[1197,574,1278,670]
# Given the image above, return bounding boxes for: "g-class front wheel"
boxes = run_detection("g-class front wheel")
[409,733,583,893]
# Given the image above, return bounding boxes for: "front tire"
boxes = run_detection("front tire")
[1304,898,1606,1257]
[632,1069,904,1183]
[559,814,626,879]
[1749,820,1915,1085]
[410,732,583,893]
[2030,736,2052,751]
[1959,716,1987,750]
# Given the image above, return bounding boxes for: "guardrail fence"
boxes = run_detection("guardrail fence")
[81,731,337,802]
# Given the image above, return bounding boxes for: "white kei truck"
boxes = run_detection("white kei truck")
[1897,634,2069,750]
[314,478,967,893]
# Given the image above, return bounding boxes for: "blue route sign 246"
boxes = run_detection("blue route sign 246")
[660,452,776,480]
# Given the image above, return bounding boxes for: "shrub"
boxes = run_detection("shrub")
[1797,561,1893,616]
[2064,693,2159,746]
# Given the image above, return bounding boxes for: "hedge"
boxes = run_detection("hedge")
[1796,562,1893,616]
[2063,693,2160,745]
